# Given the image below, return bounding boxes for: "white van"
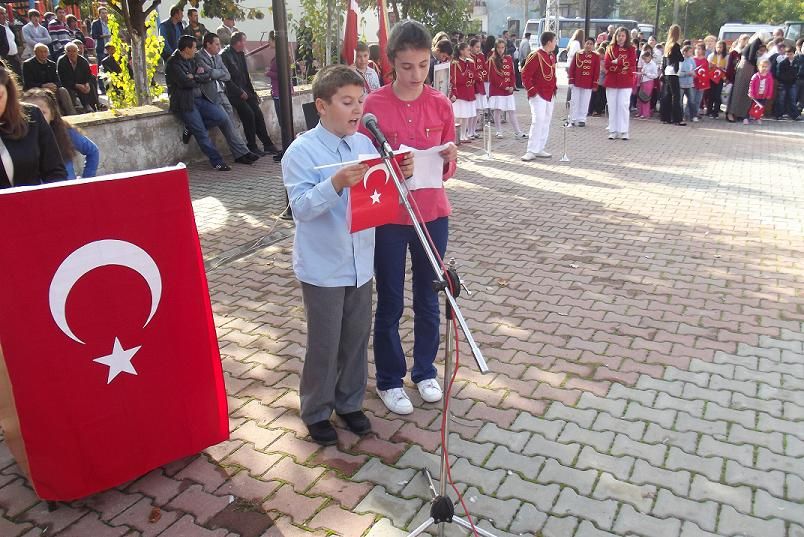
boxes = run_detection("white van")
[717,23,781,46]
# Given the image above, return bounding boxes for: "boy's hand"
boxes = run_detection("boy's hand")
[399,153,414,179]
[332,163,369,192]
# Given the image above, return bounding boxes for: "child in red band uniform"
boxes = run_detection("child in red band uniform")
[568,38,600,126]
[487,38,526,138]
[521,31,557,160]
[470,37,487,137]
[604,26,637,140]
[450,42,477,142]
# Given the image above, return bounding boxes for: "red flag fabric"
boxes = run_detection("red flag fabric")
[749,101,765,119]
[377,0,393,84]
[342,0,359,65]
[0,166,228,500]
[348,153,408,232]
[710,67,724,84]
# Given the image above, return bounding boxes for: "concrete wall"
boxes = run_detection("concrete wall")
[68,87,313,176]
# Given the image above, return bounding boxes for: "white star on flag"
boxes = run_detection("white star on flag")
[370,190,381,204]
[93,338,141,384]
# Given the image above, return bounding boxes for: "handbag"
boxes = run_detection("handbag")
[638,88,651,102]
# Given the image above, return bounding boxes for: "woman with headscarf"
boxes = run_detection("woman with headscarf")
[726,32,768,122]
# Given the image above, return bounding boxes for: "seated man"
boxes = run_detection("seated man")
[166,35,258,171]
[47,7,71,61]
[56,42,100,112]
[22,42,76,115]
[221,31,279,155]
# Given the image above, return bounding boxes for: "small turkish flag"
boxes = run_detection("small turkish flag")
[749,101,765,119]
[710,67,724,83]
[348,153,408,233]
[694,65,707,79]
[0,166,228,500]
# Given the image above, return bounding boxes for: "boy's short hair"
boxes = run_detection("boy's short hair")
[540,31,556,46]
[641,51,652,59]
[435,39,453,55]
[773,37,784,45]
[178,35,196,51]
[313,64,365,102]
[28,9,40,18]
[356,41,369,53]
[585,38,595,44]
[681,45,692,53]
[695,43,705,50]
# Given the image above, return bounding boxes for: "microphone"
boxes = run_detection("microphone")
[361,113,394,157]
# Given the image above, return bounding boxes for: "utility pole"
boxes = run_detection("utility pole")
[672,0,679,26]
[583,0,591,41]
[653,0,660,38]
[325,0,333,65]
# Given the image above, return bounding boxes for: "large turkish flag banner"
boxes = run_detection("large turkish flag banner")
[0,166,228,501]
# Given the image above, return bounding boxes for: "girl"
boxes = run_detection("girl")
[487,38,526,138]
[450,42,477,142]
[361,20,458,415]
[678,45,696,122]
[636,51,658,118]
[470,38,488,136]
[568,38,599,126]
[691,43,710,122]
[603,26,636,140]
[707,40,728,118]
[566,29,585,64]
[746,58,774,125]
[661,24,684,125]
[22,88,99,179]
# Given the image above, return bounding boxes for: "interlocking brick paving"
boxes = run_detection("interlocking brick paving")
[1,84,802,536]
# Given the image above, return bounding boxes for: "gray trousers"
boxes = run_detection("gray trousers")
[299,280,372,425]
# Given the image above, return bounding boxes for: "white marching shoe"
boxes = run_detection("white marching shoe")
[416,378,443,403]
[377,387,413,415]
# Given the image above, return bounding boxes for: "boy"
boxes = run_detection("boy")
[354,41,381,94]
[281,65,413,444]
[520,31,557,161]
[678,45,696,122]
[774,46,800,120]
[567,38,600,126]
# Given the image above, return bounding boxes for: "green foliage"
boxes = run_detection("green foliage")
[180,0,265,25]
[294,0,334,63]
[103,12,163,109]
[619,0,803,40]
[404,0,474,35]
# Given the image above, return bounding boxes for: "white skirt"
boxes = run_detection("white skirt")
[452,99,477,118]
[475,92,488,109]
[488,94,516,111]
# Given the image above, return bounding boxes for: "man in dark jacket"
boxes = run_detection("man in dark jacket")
[91,7,111,61]
[221,32,279,155]
[22,42,76,115]
[56,42,100,112]
[159,5,184,62]
[166,35,257,171]
[774,46,801,120]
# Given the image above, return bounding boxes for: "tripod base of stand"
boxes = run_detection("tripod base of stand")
[559,154,570,162]
[405,469,500,537]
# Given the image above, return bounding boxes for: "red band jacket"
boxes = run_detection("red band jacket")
[487,55,515,96]
[521,49,557,101]
[568,51,600,90]
[450,58,477,101]
[603,44,637,89]
[473,51,487,94]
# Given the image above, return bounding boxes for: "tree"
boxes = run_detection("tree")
[358,0,475,36]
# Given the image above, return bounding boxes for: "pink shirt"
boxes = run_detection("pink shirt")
[361,84,456,225]
[749,72,774,100]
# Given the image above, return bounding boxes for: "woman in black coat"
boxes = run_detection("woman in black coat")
[660,24,685,125]
[0,66,67,189]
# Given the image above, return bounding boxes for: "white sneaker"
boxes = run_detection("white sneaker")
[619,133,629,140]
[495,132,504,138]
[608,132,618,139]
[521,151,537,161]
[692,117,699,122]
[516,132,529,138]
[535,151,552,158]
[377,387,413,415]
[416,379,443,403]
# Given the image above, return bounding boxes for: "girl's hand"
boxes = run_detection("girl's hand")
[439,142,458,163]
[450,95,457,102]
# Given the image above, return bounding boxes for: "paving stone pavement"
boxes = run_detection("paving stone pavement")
[1,80,803,537]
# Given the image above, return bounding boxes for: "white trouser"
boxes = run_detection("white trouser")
[526,95,554,154]
[569,86,592,123]
[606,87,631,136]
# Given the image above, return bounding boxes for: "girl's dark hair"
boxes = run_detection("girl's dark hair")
[614,27,632,48]
[0,67,29,141]
[22,88,75,159]
[453,42,468,60]
[491,37,506,69]
[386,20,432,62]
[482,35,496,56]
[469,37,479,47]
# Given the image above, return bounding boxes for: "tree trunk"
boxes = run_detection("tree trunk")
[130,31,150,106]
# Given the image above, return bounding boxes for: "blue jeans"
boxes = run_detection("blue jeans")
[775,83,800,119]
[374,217,448,390]
[180,98,226,166]
[196,97,249,159]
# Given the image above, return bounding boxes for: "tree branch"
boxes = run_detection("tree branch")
[144,0,162,16]
[107,0,125,18]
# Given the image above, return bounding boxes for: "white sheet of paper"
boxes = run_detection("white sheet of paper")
[399,143,451,191]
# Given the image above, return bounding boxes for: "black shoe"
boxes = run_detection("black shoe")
[214,163,231,171]
[337,411,372,435]
[307,420,338,445]
[234,155,254,165]
[248,146,267,157]
[246,152,260,162]
[182,128,192,144]
[263,144,281,155]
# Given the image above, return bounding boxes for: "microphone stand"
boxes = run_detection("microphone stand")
[371,141,498,537]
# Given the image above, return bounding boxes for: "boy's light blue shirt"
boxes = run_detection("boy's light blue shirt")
[679,57,695,89]
[281,122,379,288]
